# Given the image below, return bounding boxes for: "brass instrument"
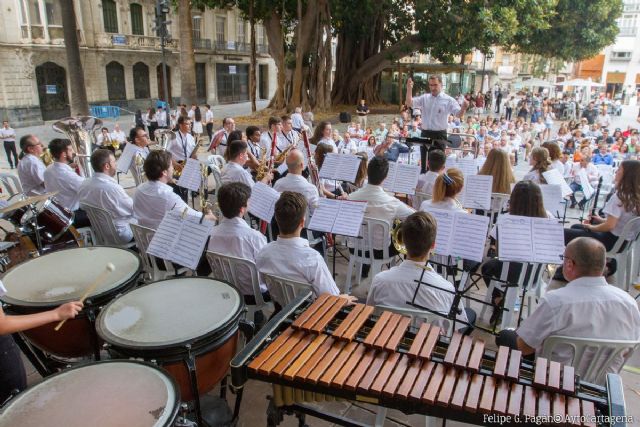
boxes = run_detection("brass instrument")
[255,145,269,182]
[132,152,147,185]
[390,218,407,255]
[52,116,102,177]
[173,135,202,179]
[274,143,295,164]
[40,149,53,166]
[199,162,212,212]
[153,129,176,151]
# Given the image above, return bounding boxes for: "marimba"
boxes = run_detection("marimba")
[231,293,628,426]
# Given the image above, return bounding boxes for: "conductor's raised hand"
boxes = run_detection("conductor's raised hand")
[407,77,414,89]
[53,301,84,321]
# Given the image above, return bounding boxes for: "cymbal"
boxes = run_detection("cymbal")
[0,192,58,214]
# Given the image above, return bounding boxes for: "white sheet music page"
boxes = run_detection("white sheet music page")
[116,143,142,173]
[392,163,421,195]
[332,200,367,237]
[170,217,214,270]
[458,157,478,177]
[146,211,182,261]
[307,198,340,233]
[461,175,493,210]
[577,169,594,199]
[248,182,280,222]
[539,184,565,217]
[334,154,361,183]
[450,213,490,263]
[382,161,397,192]
[318,153,340,179]
[497,215,533,262]
[276,161,288,175]
[531,218,565,265]
[177,158,203,192]
[542,169,573,197]
[422,207,455,256]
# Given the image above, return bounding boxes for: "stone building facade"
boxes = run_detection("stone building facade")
[0,0,276,126]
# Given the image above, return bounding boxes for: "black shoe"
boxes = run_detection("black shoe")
[569,202,577,209]
[578,200,586,210]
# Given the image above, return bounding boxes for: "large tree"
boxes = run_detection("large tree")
[59,0,88,115]
[178,0,197,104]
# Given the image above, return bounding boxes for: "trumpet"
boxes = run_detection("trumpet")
[390,218,407,255]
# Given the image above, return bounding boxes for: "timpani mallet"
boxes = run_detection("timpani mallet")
[54,262,116,331]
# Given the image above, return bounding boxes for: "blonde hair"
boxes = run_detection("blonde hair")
[432,168,464,202]
[478,149,516,194]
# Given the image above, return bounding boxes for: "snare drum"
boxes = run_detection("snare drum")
[0,361,179,427]
[97,277,244,401]
[21,198,74,243]
[0,247,141,358]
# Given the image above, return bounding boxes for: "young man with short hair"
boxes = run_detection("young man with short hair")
[209,117,236,156]
[221,140,272,187]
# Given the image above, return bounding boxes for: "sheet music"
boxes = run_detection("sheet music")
[307,198,341,233]
[332,200,367,237]
[248,182,280,222]
[334,155,361,183]
[382,161,397,192]
[318,153,339,179]
[497,215,534,262]
[577,169,594,199]
[176,158,203,192]
[542,169,572,197]
[276,161,288,175]
[531,218,565,265]
[539,184,565,217]
[422,208,455,256]
[116,143,143,173]
[461,175,493,210]
[450,214,490,263]
[382,162,420,195]
[146,212,179,261]
[446,157,477,177]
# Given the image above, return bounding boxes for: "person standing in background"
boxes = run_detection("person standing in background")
[0,121,18,169]
[356,99,370,129]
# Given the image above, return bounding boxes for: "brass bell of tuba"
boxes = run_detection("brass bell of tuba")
[154,129,176,151]
[52,116,102,178]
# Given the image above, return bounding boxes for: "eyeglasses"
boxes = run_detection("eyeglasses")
[559,254,574,263]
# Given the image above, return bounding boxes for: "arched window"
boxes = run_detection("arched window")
[102,0,118,33]
[133,62,150,99]
[130,3,144,35]
[106,61,126,100]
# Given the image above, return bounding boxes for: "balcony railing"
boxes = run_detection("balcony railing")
[96,33,178,49]
[193,38,212,50]
[623,3,640,12]
[618,27,638,37]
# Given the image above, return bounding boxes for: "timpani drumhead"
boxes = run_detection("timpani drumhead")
[97,277,241,348]
[0,247,140,306]
[0,361,178,427]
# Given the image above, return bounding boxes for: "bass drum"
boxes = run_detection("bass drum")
[0,361,179,427]
[21,198,74,243]
[0,247,141,358]
[97,277,244,401]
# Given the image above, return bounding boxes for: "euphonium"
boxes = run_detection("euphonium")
[52,116,102,177]
[40,148,53,166]
[390,218,407,255]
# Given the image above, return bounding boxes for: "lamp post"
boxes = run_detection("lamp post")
[155,0,171,111]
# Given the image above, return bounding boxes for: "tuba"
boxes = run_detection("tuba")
[52,116,102,178]
[154,129,176,151]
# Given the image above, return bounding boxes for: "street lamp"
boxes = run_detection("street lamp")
[154,0,171,111]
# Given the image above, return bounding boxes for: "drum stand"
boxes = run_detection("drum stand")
[25,202,44,254]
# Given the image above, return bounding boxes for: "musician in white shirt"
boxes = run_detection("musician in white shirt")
[496,237,640,371]
[569,149,599,209]
[221,140,271,187]
[260,116,286,158]
[420,168,466,213]
[167,116,197,164]
[17,135,46,196]
[96,127,115,149]
[279,115,300,150]
[256,192,343,304]
[416,149,446,200]
[367,212,471,332]
[209,117,235,156]
[274,149,319,214]
[208,182,268,302]
[43,138,90,227]
[78,149,136,243]
[110,124,127,144]
[337,133,358,154]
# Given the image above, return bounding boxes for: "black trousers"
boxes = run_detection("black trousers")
[4,140,18,168]
[206,123,214,140]
[0,335,27,404]
[505,107,513,121]
[564,224,620,252]
[419,130,447,174]
[73,208,91,228]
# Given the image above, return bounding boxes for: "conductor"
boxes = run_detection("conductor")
[405,75,469,173]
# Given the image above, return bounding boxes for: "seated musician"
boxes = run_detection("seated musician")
[17,135,46,196]
[420,168,466,213]
[129,126,151,157]
[415,149,446,205]
[273,149,319,213]
[366,212,474,333]
[259,116,286,158]
[348,156,415,277]
[78,149,136,244]
[132,150,214,230]
[279,115,300,150]
[0,281,82,403]
[256,192,342,301]
[497,237,640,372]
[244,126,263,172]
[43,138,90,228]
[209,182,268,304]
[221,140,272,187]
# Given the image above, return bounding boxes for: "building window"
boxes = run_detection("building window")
[256,24,264,46]
[45,1,61,25]
[29,0,41,25]
[130,3,144,35]
[192,16,201,40]
[196,63,206,100]
[102,0,118,33]
[216,16,226,43]
[611,51,632,60]
[236,18,245,44]
[106,61,126,100]
[133,62,150,99]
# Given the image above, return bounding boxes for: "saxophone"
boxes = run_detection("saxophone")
[255,145,269,182]
[274,143,295,164]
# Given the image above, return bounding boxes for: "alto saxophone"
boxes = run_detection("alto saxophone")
[255,146,269,182]
[274,144,295,164]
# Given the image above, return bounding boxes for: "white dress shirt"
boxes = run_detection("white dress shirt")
[522,170,543,184]
[43,162,85,211]
[517,275,640,374]
[78,173,136,243]
[367,260,468,328]
[208,216,268,296]
[210,129,228,156]
[205,109,214,124]
[279,130,300,149]
[256,237,340,300]
[111,130,127,144]
[260,131,290,158]
[167,131,196,162]
[347,184,415,250]
[603,193,640,240]
[412,92,461,131]
[337,139,358,154]
[132,180,198,230]
[571,163,599,186]
[273,173,319,214]
[17,153,46,196]
[221,161,254,187]
[291,113,305,129]
[419,171,439,195]
[0,127,16,142]
[420,198,466,214]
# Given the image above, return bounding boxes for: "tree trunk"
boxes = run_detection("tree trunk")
[178,0,196,105]
[60,0,88,115]
[249,0,257,112]
[263,11,285,109]
[288,0,317,110]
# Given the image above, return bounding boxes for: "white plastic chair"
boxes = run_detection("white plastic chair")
[205,251,273,323]
[344,217,397,294]
[540,335,640,385]
[80,202,135,248]
[0,173,23,197]
[304,209,327,263]
[130,223,188,281]
[606,217,640,291]
[260,272,313,308]
[413,191,431,209]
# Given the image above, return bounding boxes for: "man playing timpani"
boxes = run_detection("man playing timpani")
[366,211,475,334]
[497,237,640,372]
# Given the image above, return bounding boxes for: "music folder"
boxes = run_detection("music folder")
[308,199,367,237]
[497,215,565,264]
[382,162,421,195]
[248,182,280,222]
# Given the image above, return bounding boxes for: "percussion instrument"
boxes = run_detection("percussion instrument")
[0,361,180,427]
[96,277,245,402]
[19,198,74,243]
[232,294,628,427]
[0,192,56,215]
[0,232,37,272]
[0,247,141,360]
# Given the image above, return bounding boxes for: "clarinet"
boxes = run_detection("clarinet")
[590,176,603,224]
[301,130,322,194]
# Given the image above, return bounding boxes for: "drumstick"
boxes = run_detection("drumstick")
[54,263,116,332]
